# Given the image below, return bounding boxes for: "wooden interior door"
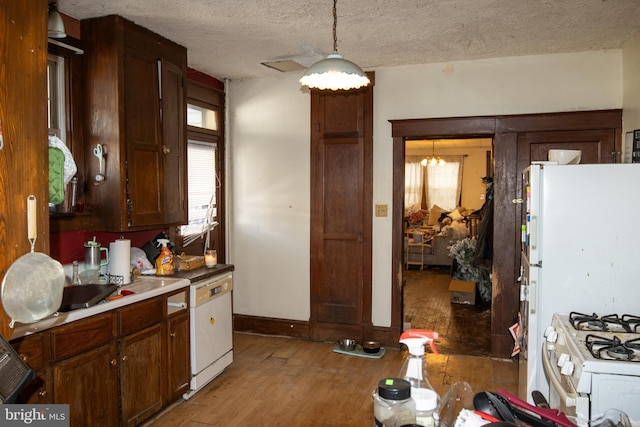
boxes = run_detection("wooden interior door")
[310,81,373,342]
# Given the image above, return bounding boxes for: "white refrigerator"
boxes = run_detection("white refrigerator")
[519,163,640,401]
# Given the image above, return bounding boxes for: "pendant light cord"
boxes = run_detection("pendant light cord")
[332,0,338,53]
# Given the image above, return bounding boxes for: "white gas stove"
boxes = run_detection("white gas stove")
[543,313,640,426]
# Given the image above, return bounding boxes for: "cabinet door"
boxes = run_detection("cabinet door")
[120,323,163,427]
[160,58,187,225]
[167,311,190,401]
[53,343,119,427]
[11,333,50,403]
[124,47,164,228]
[18,369,51,404]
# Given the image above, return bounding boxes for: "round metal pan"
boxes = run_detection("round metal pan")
[1,196,65,328]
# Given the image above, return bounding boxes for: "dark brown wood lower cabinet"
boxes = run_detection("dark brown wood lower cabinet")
[11,290,190,426]
[53,343,120,427]
[167,311,190,401]
[120,324,163,427]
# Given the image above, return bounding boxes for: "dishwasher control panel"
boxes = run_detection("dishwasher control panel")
[190,272,233,307]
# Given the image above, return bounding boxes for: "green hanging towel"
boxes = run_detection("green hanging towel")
[49,146,65,205]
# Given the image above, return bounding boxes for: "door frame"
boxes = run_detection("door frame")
[390,110,622,357]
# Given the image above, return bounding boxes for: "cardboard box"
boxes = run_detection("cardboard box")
[177,254,205,271]
[449,279,477,305]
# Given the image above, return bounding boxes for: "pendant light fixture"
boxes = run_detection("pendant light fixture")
[48,2,66,39]
[300,0,370,91]
[421,141,446,167]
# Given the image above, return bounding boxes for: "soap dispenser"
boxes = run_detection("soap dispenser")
[155,239,174,275]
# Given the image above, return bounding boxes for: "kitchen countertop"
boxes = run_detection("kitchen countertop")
[10,263,235,340]
[11,276,189,339]
[171,263,234,282]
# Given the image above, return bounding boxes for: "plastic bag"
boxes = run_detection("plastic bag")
[434,381,475,427]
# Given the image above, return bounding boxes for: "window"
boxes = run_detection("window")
[404,156,464,212]
[47,54,66,139]
[177,81,225,258]
[425,161,462,210]
[187,104,219,131]
[181,141,219,244]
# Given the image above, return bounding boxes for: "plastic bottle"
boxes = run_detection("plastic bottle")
[373,378,416,427]
[155,239,174,275]
[399,329,440,427]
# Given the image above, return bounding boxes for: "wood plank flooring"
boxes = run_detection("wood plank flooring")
[403,267,492,356]
[144,332,518,427]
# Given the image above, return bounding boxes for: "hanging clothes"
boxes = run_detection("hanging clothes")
[474,179,493,267]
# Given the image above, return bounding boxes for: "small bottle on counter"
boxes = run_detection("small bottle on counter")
[373,378,416,427]
[71,260,82,285]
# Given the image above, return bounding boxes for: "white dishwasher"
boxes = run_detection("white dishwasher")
[183,271,233,399]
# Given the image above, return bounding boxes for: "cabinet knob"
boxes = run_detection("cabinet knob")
[122,355,128,362]
[19,354,27,362]
[38,390,48,399]
[110,359,117,366]
[163,146,171,154]
[170,332,176,338]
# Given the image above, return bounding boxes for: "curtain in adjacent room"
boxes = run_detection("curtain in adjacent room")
[425,156,464,210]
[404,156,424,213]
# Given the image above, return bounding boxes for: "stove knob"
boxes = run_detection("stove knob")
[546,329,558,343]
[560,360,575,376]
[544,326,555,337]
[557,352,570,368]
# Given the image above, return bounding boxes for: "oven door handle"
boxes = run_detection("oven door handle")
[542,341,577,408]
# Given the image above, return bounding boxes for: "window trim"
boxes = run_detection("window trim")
[175,79,225,261]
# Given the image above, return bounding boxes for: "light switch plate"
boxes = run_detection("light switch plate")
[375,204,388,217]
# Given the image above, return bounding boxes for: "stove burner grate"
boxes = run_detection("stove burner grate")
[585,334,640,362]
[569,312,639,333]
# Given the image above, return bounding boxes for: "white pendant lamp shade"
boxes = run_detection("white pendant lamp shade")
[300,0,370,91]
[48,2,66,39]
[300,53,369,90]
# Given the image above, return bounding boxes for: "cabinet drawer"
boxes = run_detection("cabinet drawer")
[11,333,47,371]
[119,297,164,336]
[167,288,188,316]
[51,312,116,361]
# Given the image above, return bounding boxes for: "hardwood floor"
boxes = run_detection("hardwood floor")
[403,266,492,356]
[144,332,518,427]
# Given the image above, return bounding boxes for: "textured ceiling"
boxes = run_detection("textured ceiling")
[59,0,640,82]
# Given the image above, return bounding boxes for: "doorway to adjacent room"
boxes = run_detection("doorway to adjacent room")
[402,138,493,356]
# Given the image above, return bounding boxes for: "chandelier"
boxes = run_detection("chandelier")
[421,141,446,167]
[299,0,370,91]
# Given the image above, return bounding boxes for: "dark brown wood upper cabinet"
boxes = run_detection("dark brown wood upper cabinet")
[81,15,187,231]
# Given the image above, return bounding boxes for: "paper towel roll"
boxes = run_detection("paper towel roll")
[109,238,131,285]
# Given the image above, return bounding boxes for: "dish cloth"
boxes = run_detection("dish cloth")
[332,345,385,359]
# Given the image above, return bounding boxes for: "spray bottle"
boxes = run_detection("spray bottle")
[399,329,440,427]
[155,239,174,275]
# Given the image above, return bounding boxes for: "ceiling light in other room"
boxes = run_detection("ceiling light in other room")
[300,0,370,91]
[48,2,66,39]
[421,141,446,167]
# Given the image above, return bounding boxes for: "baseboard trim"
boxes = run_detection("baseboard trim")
[233,314,310,339]
[233,314,395,346]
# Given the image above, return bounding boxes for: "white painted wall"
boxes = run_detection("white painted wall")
[623,35,640,151]
[228,50,623,328]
